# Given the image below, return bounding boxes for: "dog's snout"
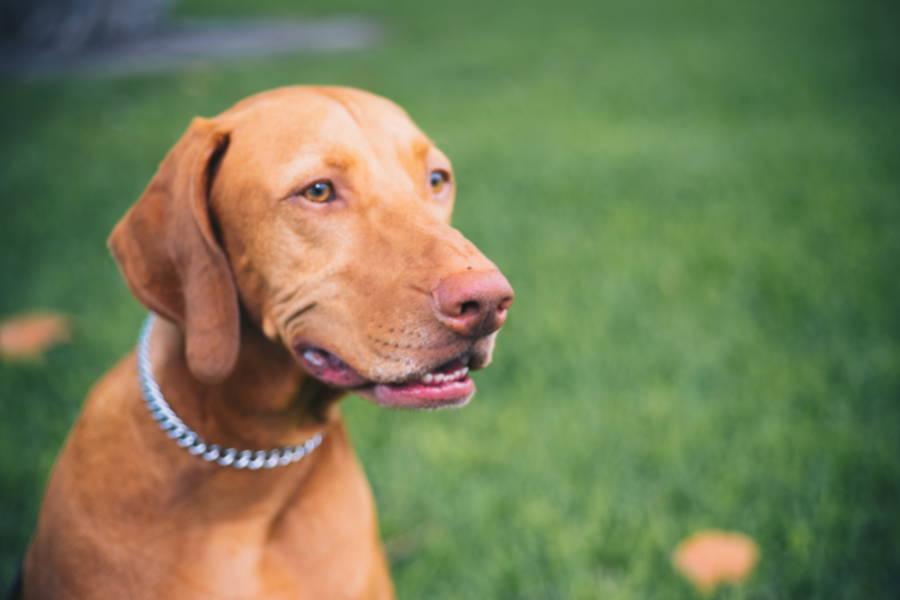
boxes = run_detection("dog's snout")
[431,270,514,338]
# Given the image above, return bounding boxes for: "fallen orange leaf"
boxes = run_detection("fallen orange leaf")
[0,312,71,360]
[673,529,759,594]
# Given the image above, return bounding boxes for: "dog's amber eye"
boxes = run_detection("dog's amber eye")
[300,181,335,203]
[429,169,451,195]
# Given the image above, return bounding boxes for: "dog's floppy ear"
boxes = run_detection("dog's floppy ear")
[109,117,239,383]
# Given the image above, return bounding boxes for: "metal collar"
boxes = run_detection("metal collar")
[137,314,323,470]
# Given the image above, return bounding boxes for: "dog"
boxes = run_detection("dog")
[21,86,514,599]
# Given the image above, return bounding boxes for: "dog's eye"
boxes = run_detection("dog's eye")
[299,181,335,204]
[429,169,451,195]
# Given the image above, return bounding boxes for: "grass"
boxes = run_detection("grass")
[2,0,899,597]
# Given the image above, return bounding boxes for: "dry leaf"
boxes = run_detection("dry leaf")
[673,529,759,594]
[0,312,71,360]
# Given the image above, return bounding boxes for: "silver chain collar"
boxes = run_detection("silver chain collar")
[137,314,324,470]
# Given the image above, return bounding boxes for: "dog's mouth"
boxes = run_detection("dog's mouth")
[296,346,475,409]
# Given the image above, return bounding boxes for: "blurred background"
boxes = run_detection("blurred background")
[1,0,899,597]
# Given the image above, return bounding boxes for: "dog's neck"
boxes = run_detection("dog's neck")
[149,316,342,453]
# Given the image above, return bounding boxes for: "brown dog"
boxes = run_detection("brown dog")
[22,86,513,599]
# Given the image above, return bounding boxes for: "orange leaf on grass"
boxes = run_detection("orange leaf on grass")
[0,312,71,360]
[673,529,759,594]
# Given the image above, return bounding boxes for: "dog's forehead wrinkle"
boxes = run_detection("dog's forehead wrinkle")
[315,89,394,168]
[317,88,367,129]
[315,86,415,132]
[315,87,429,172]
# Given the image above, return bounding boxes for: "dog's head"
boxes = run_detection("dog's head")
[109,86,513,409]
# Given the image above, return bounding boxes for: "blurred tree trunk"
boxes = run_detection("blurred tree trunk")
[1,0,171,52]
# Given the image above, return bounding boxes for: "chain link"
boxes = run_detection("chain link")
[137,314,323,470]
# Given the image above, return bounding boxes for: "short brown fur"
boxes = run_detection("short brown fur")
[23,86,512,599]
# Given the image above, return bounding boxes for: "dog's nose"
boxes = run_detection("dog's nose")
[432,270,514,338]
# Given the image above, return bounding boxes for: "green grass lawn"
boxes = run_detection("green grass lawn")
[2,0,899,597]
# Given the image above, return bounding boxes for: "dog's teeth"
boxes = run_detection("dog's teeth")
[421,365,470,385]
[303,350,325,367]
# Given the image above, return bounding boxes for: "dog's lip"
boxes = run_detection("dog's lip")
[292,344,476,407]
[295,345,370,388]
